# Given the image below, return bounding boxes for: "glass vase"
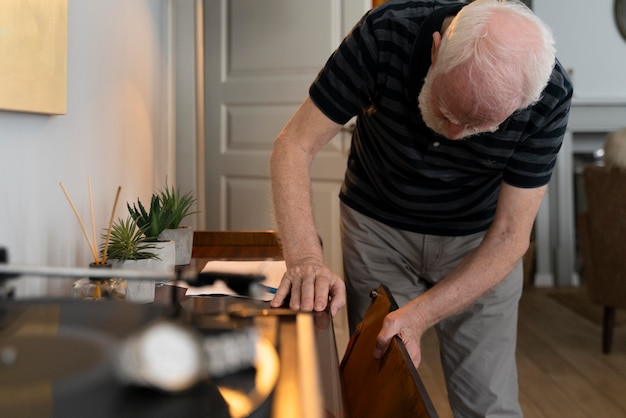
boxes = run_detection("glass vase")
[72,262,126,301]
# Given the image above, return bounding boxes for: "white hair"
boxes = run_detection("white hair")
[432,0,556,111]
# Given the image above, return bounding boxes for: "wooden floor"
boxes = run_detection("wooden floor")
[417,287,626,418]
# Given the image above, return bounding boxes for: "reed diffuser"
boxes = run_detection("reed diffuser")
[60,178,125,300]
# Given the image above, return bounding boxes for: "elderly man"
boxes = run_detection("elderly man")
[270,0,573,416]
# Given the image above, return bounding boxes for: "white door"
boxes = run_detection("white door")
[203,0,367,278]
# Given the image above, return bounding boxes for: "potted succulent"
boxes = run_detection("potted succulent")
[127,194,177,271]
[101,216,159,263]
[155,183,198,266]
[101,216,163,303]
[127,194,177,241]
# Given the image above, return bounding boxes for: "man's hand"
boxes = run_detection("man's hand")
[270,260,346,317]
[374,304,428,368]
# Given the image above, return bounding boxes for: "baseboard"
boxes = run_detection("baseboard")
[533,272,554,288]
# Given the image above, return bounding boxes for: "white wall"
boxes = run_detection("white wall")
[0,0,172,297]
[1,0,624,297]
[535,0,626,101]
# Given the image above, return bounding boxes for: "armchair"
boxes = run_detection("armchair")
[580,165,626,353]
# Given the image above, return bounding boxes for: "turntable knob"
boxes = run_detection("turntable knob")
[113,321,206,392]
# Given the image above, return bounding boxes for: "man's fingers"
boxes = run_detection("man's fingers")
[374,313,399,359]
[271,263,347,315]
[297,266,317,311]
[287,273,302,310]
[373,332,392,359]
[313,275,330,312]
[270,276,293,308]
[328,280,346,317]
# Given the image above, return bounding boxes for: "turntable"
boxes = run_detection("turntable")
[0,260,346,418]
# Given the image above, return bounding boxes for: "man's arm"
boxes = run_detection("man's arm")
[374,182,546,366]
[269,97,346,317]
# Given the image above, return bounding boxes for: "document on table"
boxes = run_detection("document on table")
[174,260,287,300]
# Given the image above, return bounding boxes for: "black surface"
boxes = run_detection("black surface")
[0,299,232,418]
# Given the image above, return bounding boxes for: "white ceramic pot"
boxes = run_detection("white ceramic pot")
[158,226,193,266]
[111,240,176,303]
[146,239,176,273]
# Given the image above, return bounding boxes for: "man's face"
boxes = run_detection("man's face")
[418,68,509,140]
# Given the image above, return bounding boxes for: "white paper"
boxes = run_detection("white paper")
[173,260,286,300]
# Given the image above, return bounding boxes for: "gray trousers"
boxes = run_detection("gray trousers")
[340,203,523,418]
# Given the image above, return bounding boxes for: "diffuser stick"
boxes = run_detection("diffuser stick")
[101,186,122,264]
[59,182,99,264]
[88,177,97,261]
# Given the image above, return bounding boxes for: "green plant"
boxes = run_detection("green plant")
[127,194,177,240]
[158,183,198,229]
[100,216,159,262]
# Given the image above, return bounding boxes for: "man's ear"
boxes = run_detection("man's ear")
[431,32,442,65]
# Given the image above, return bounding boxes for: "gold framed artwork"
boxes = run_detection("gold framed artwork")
[0,0,68,115]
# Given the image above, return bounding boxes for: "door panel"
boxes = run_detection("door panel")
[228,1,334,73]
[204,0,366,284]
[225,177,272,229]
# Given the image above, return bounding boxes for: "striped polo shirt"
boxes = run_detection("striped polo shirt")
[309,0,573,236]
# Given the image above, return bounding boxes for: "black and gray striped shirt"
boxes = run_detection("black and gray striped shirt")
[309,0,573,236]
